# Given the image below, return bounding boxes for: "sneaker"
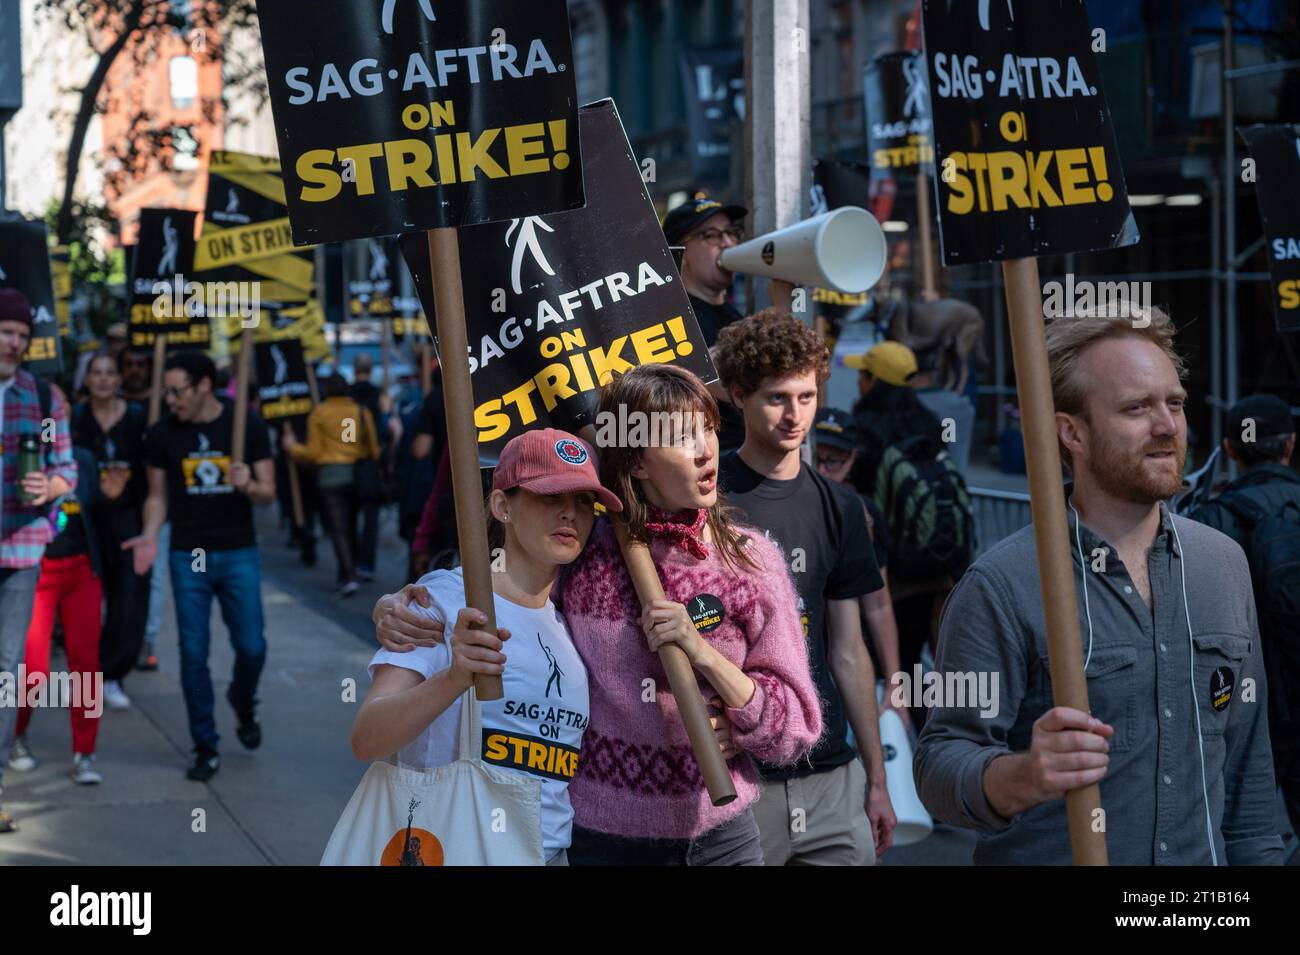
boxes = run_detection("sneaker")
[227,689,262,750]
[8,737,37,772]
[186,748,220,781]
[103,679,131,711]
[71,754,102,785]
[137,648,159,671]
[336,580,360,598]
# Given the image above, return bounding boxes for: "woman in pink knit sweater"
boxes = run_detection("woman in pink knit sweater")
[562,364,822,865]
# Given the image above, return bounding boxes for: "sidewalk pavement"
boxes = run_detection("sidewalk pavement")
[0,562,375,865]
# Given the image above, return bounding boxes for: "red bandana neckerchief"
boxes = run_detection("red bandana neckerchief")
[644,506,710,560]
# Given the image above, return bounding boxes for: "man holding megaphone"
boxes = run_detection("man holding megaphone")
[662,198,749,347]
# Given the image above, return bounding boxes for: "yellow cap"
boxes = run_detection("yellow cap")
[844,340,918,387]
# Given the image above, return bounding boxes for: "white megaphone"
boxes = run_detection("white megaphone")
[719,206,887,294]
[876,700,933,847]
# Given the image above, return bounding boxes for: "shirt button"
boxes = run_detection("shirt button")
[1164,707,1172,718]
[1160,841,1168,852]
[1124,585,1133,594]
[1160,642,1168,653]
[1163,774,1172,785]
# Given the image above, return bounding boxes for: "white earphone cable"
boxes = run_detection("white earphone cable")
[1171,517,1219,866]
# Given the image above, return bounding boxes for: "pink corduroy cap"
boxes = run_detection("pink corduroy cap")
[493,429,623,512]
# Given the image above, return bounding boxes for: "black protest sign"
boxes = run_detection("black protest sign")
[255,337,313,428]
[255,0,585,244]
[921,0,1138,266]
[347,237,399,320]
[0,217,62,375]
[402,99,714,466]
[1240,124,1300,334]
[129,209,207,350]
[196,151,307,272]
[344,237,427,341]
[864,51,933,180]
[679,48,745,183]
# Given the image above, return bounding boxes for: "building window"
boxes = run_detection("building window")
[169,55,198,109]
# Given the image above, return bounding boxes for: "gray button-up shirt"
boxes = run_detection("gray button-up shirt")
[914,503,1283,865]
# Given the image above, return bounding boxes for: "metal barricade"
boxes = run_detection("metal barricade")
[969,486,1033,558]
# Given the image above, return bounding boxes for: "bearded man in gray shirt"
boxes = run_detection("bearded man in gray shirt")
[915,304,1283,865]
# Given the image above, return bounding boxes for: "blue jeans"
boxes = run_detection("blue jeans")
[0,565,40,789]
[170,546,266,753]
[568,808,765,866]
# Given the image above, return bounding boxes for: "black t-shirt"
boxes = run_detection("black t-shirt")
[144,400,273,553]
[689,294,742,348]
[351,380,382,421]
[720,451,884,779]
[45,494,89,558]
[72,401,148,515]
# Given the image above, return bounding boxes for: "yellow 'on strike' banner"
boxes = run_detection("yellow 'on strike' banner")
[195,218,298,271]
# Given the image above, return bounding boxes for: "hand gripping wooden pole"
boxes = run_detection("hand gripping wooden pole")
[427,228,502,701]
[1001,257,1107,866]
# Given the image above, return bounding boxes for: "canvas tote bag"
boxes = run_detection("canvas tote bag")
[320,689,545,865]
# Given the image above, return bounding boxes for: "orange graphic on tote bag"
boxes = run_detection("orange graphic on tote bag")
[380,798,444,866]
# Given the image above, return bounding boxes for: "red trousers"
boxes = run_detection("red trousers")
[17,553,103,755]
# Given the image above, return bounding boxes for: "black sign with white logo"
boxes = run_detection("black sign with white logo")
[129,209,205,351]
[688,593,725,633]
[255,338,312,431]
[679,47,745,183]
[1210,666,1234,713]
[920,0,1138,265]
[864,50,933,180]
[401,100,714,466]
[0,216,62,376]
[255,0,585,244]
[1240,124,1300,334]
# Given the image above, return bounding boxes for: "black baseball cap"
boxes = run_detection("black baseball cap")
[814,408,860,452]
[1227,394,1295,445]
[662,198,747,245]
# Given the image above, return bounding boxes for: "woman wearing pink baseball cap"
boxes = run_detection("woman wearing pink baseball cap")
[349,428,619,865]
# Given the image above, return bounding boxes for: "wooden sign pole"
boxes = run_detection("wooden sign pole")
[147,335,167,425]
[231,325,254,464]
[427,227,502,701]
[284,422,306,527]
[305,363,321,405]
[1001,256,1107,866]
[916,168,937,298]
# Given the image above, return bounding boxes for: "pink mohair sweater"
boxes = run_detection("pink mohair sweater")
[561,518,823,840]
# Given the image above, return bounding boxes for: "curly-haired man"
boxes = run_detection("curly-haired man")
[715,309,897,865]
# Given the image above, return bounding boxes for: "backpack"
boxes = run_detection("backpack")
[1215,493,1300,725]
[874,434,973,579]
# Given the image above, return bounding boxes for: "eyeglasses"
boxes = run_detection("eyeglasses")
[686,226,745,246]
[815,450,852,471]
[163,384,195,399]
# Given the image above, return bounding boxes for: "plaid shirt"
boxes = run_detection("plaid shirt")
[1,370,77,569]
